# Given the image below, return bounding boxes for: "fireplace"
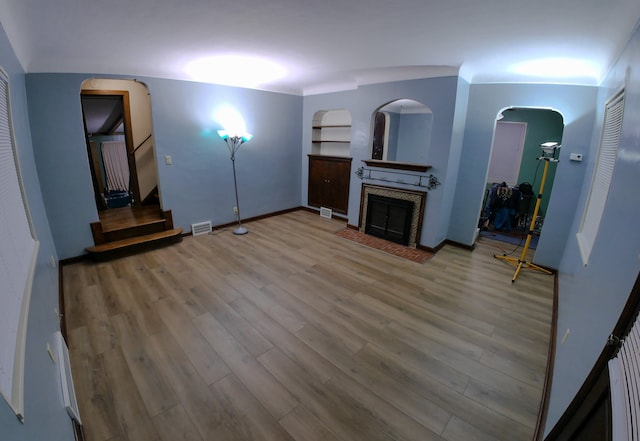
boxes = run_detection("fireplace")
[365,194,414,245]
[359,184,426,248]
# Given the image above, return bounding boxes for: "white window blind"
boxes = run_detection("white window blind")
[577,89,625,266]
[0,67,39,420]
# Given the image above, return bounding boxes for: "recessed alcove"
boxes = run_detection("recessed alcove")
[369,99,432,171]
[311,109,351,157]
[308,109,353,215]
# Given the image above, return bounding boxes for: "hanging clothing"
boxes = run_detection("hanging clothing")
[487,183,520,231]
[101,141,129,192]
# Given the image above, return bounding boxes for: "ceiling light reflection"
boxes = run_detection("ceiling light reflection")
[185,55,286,88]
[510,58,601,81]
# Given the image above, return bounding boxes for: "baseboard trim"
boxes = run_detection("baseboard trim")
[213,206,311,231]
[534,271,559,440]
[60,254,90,266]
[441,239,476,252]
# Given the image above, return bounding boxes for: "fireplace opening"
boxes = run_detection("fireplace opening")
[365,194,415,245]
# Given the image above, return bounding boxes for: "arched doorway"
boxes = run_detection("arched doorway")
[479,107,564,247]
[80,79,159,211]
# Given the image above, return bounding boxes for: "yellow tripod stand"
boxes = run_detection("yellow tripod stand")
[494,144,559,283]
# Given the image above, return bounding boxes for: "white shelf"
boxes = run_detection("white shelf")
[312,110,351,156]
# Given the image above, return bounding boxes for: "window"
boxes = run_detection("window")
[577,89,625,266]
[0,67,39,420]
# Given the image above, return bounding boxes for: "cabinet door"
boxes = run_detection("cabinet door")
[324,159,350,214]
[308,158,327,209]
[308,156,351,214]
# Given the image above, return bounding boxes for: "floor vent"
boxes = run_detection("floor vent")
[191,221,212,236]
[320,207,333,219]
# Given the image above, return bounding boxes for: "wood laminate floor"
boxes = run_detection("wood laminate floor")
[63,210,554,441]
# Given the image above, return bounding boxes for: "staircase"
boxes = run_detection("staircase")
[86,205,183,260]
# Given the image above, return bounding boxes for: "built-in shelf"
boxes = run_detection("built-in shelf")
[311,139,350,142]
[312,126,351,143]
[362,159,431,172]
[312,109,352,156]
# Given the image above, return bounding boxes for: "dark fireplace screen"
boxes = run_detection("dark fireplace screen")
[365,194,414,245]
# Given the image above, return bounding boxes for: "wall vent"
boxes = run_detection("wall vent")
[191,221,212,236]
[320,207,332,219]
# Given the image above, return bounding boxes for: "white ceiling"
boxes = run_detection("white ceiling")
[1,0,639,95]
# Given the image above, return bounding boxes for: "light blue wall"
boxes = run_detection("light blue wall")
[144,77,302,232]
[0,24,74,441]
[25,74,303,259]
[25,74,100,260]
[449,83,598,269]
[545,22,640,435]
[302,77,460,249]
[395,113,432,164]
[442,77,470,243]
[386,112,400,160]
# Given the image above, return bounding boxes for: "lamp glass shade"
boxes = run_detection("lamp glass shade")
[218,129,253,143]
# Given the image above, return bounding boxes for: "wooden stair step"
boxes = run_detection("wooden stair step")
[101,217,167,234]
[86,228,183,259]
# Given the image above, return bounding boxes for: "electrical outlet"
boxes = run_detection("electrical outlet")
[233,207,238,215]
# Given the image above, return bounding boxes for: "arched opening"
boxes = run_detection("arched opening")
[478,107,564,248]
[370,99,432,166]
[80,79,159,211]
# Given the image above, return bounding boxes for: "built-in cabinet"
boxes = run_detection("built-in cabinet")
[308,155,352,215]
[308,109,352,215]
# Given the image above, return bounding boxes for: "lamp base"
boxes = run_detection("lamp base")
[233,226,248,235]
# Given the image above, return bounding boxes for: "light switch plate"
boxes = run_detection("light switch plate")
[165,155,172,165]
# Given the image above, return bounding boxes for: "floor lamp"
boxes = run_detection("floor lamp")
[494,142,560,283]
[218,130,253,235]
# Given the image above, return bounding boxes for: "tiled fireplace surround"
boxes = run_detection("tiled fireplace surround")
[359,184,426,249]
